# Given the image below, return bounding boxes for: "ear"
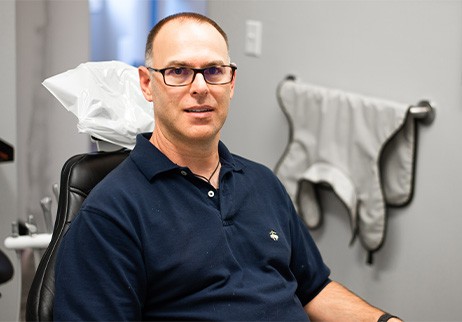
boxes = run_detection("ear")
[229,70,236,100]
[138,66,153,102]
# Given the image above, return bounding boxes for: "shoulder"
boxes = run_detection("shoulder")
[230,153,290,196]
[90,157,139,194]
[219,141,276,179]
[80,157,144,217]
[232,153,275,176]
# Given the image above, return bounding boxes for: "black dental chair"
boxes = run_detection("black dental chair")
[0,250,14,285]
[25,148,130,321]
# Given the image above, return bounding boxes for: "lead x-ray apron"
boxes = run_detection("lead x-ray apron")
[275,80,417,261]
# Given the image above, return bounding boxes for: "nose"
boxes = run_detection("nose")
[189,71,208,96]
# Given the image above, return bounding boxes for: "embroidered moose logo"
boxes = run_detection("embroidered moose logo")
[269,230,279,241]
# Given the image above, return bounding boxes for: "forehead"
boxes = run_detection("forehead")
[152,20,229,65]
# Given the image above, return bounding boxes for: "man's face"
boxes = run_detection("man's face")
[139,20,235,146]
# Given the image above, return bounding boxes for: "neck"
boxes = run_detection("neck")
[149,128,221,185]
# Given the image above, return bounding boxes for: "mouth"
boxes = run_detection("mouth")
[185,106,214,113]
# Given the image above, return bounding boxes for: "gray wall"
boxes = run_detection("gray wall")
[0,1,20,321]
[1,0,90,320]
[16,0,91,229]
[209,1,462,320]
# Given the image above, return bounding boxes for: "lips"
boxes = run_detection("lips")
[185,106,213,113]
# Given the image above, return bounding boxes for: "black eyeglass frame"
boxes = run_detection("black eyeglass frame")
[146,64,237,87]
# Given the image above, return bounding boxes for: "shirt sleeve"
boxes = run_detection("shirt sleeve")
[286,192,332,306]
[53,205,146,321]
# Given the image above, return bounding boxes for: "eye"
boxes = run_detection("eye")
[165,67,189,76]
[205,66,224,75]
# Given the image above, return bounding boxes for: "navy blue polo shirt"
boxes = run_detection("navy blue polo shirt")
[54,133,331,321]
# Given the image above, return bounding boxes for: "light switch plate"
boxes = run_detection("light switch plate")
[245,20,262,57]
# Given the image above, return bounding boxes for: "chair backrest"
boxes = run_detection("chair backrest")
[0,250,14,284]
[26,149,130,321]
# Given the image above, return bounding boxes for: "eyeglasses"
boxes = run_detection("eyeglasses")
[147,64,237,87]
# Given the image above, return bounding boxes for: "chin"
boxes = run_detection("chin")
[186,129,219,143]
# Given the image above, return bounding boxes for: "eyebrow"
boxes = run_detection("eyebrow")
[163,60,227,68]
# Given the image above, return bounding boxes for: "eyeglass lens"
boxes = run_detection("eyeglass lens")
[164,66,234,86]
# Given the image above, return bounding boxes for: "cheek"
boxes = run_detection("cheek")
[153,87,180,109]
[217,88,233,107]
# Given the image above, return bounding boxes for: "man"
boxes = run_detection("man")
[54,12,401,321]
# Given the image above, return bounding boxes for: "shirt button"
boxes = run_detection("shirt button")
[180,170,187,176]
[208,190,215,198]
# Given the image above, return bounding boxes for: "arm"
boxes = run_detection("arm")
[54,208,145,321]
[304,281,402,322]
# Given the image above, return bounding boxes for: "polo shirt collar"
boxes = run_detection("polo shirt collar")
[130,133,243,181]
